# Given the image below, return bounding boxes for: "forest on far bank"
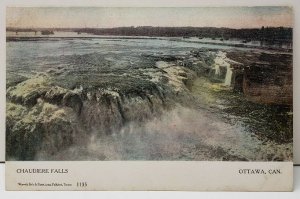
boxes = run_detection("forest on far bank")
[7,26,292,42]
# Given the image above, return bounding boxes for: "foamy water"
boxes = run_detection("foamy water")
[7,37,292,161]
[36,106,292,161]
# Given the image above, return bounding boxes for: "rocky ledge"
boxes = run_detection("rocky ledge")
[226,51,292,106]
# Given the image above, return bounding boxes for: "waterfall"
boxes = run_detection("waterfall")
[224,65,233,86]
[214,51,233,86]
[215,64,220,75]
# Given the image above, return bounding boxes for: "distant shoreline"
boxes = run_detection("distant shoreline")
[6,26,293,43]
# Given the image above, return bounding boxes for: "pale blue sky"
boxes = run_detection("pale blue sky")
[7,7,293,29]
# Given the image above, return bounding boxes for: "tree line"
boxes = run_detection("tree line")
[7,26,292,42]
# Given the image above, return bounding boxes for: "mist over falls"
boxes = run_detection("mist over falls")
[6,37,292,161]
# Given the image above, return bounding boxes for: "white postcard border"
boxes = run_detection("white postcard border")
[5,161,293,191]
[0,0,299,164]
[0,0,298,192]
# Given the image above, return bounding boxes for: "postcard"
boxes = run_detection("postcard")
[4,4,294,191]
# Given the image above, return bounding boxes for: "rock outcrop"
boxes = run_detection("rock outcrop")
[227,51,293,105]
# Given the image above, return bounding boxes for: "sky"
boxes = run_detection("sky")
[6,7,293,29]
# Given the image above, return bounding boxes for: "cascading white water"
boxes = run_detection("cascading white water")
[213,51,233,86]
[223,52,242,87]
[214,64,220,75]
[224,65,233,86]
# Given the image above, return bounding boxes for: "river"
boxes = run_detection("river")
[6,33,292,161]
